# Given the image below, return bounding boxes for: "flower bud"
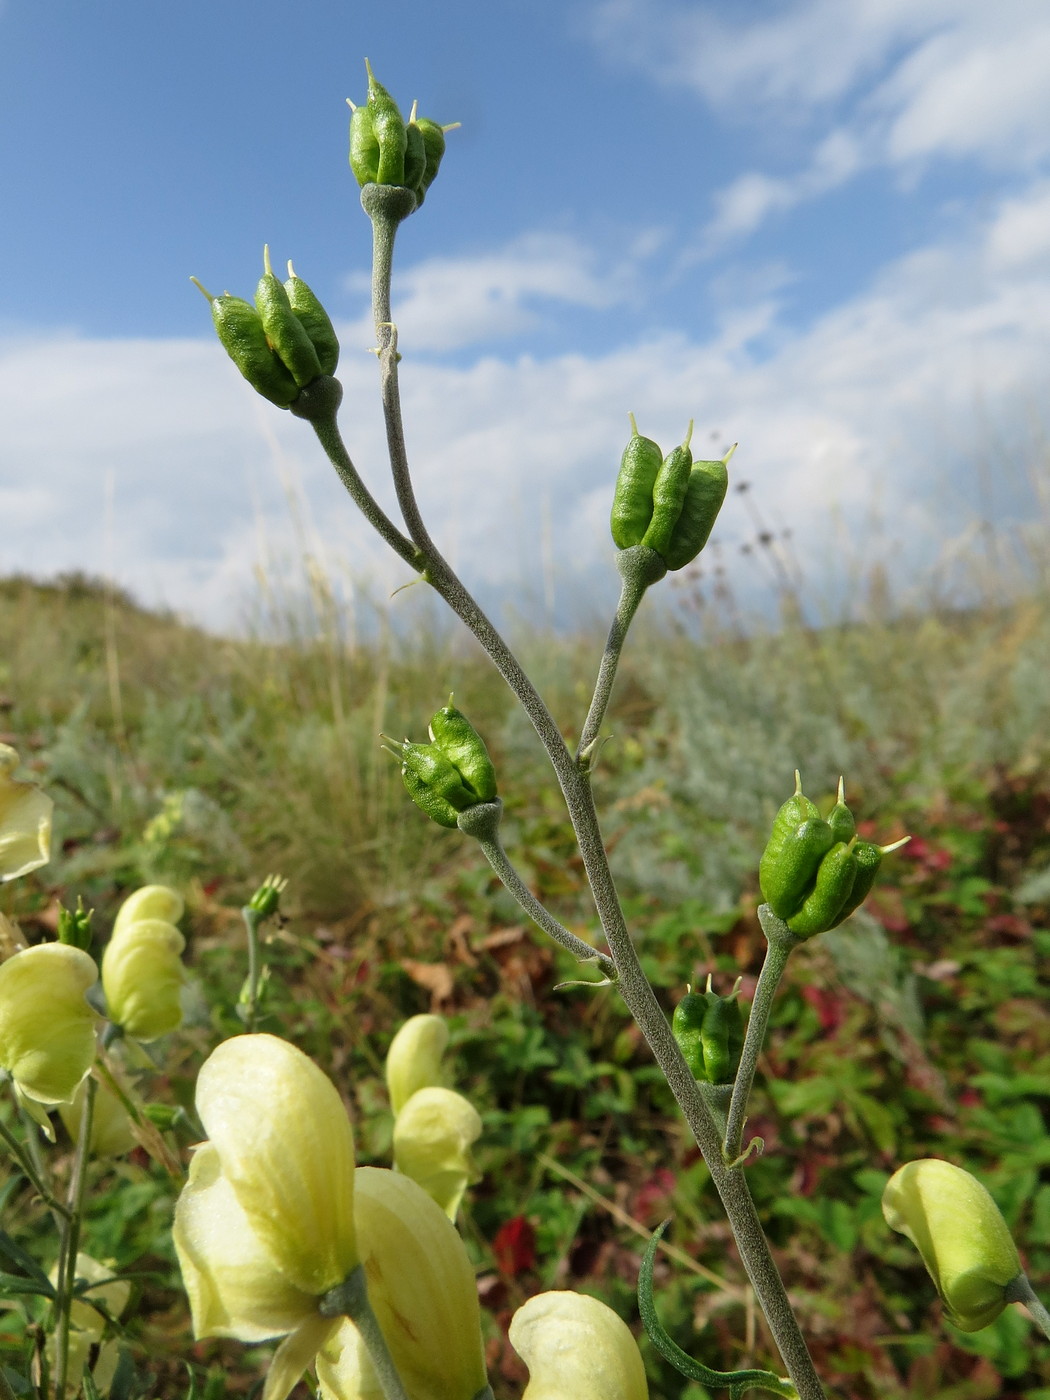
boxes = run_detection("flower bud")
[882,1159,1022,1332]
[0,743,52,882]
[0,943,98,1105]
[509,1291,649,1400]
[385,1013,449,1116]
[672,978,747,1085]
[392,1085,482,1220]
[316,1167,488,1400]
[101,916,185,1040]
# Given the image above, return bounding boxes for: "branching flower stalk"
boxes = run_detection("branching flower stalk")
[306,187,830,1400]
[723,907,802,1166]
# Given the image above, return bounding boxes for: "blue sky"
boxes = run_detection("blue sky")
[3,0,1050,629]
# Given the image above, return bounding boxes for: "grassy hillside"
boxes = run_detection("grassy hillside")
[2,570,1050,1398]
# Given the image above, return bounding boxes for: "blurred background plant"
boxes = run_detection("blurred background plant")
[1,467,1049,1396]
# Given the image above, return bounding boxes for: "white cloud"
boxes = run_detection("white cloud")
[341,230,655,351]
[3,179,1049,632]
[588,0,1050,244]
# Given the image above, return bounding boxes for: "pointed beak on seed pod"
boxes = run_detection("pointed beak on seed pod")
[173,1034,358,1400]
[0,744,52,882]
[759,774,908,937]
[0,943,98,1107]
[882,1159,1023,1332]
[316,1166,488,1400]
[509,1291,650,1400]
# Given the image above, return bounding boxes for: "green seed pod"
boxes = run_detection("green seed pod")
[832,839,882,923]
[285,262,340,376]
[399,764,461,829]
[641,424,694,559]
[403,119,427,195]
[192,280,299,408]
[414,117,448,198]
[761,816,835,920]
[758,774,822,916]
[399,741,477,811]
[787,839,859,938]
[428,700,497,802]
[610,414,664,550]
[661,454,729,571]
[349,101,381,186]
[672,980,746,1085]
[826,777,856,845]
[365,60,407,186]
[254,247,323,390]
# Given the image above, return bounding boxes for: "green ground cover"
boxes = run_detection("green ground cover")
[2,569,1049,1398]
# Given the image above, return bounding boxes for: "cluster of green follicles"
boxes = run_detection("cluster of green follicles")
[191,248,339,409]
[347,59,456,206]
[760,774,908,938]
[383,699,498,829]
[610,415,733,571]
[672,976,747,1085]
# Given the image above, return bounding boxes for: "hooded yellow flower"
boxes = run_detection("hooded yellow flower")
[58,1073,137,1157]
[101,916,185,1040]
[0,943,98,1105]
[0,744,52,882]
[385,1013,449,1115]
[392,1086,482,1220]
[509,1291,649,1400]
[111,883,184,937]
[882,1158,1022,1332]
[316,1166,488,1400]
[173,1034,358,1400]
[47,1253,131,1397]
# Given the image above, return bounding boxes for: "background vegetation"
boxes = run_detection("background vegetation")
[1,527,1049,1398]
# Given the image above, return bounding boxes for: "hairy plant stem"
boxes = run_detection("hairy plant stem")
[239,904,265,1033]
[1006,1274,1050,1341]
[455,803,616,980]
[576,548,664,761]
[348,190,826,1400]
[53,1075,96,1400]
[724,909,802,1165]
[320,1265,409,1400]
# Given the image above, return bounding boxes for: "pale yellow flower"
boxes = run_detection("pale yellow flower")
[112,884,184,938]
[392,1086,482,1220]
[509,1291,650,1400]
[47,1253,130,1397]
[173,1034,358,1400]
[883,1158,1022,1331]
[58,1073,137,1157]
[101,916,185,1040]
[316,1166,488,1400]
[0,743,52,882]
[0,943,98,1105]
[385,1013,449,1115]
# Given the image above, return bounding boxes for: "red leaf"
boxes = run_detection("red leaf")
[492,1215,536,1276]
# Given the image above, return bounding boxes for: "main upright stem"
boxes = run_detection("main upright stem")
[345,188,826,1400]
